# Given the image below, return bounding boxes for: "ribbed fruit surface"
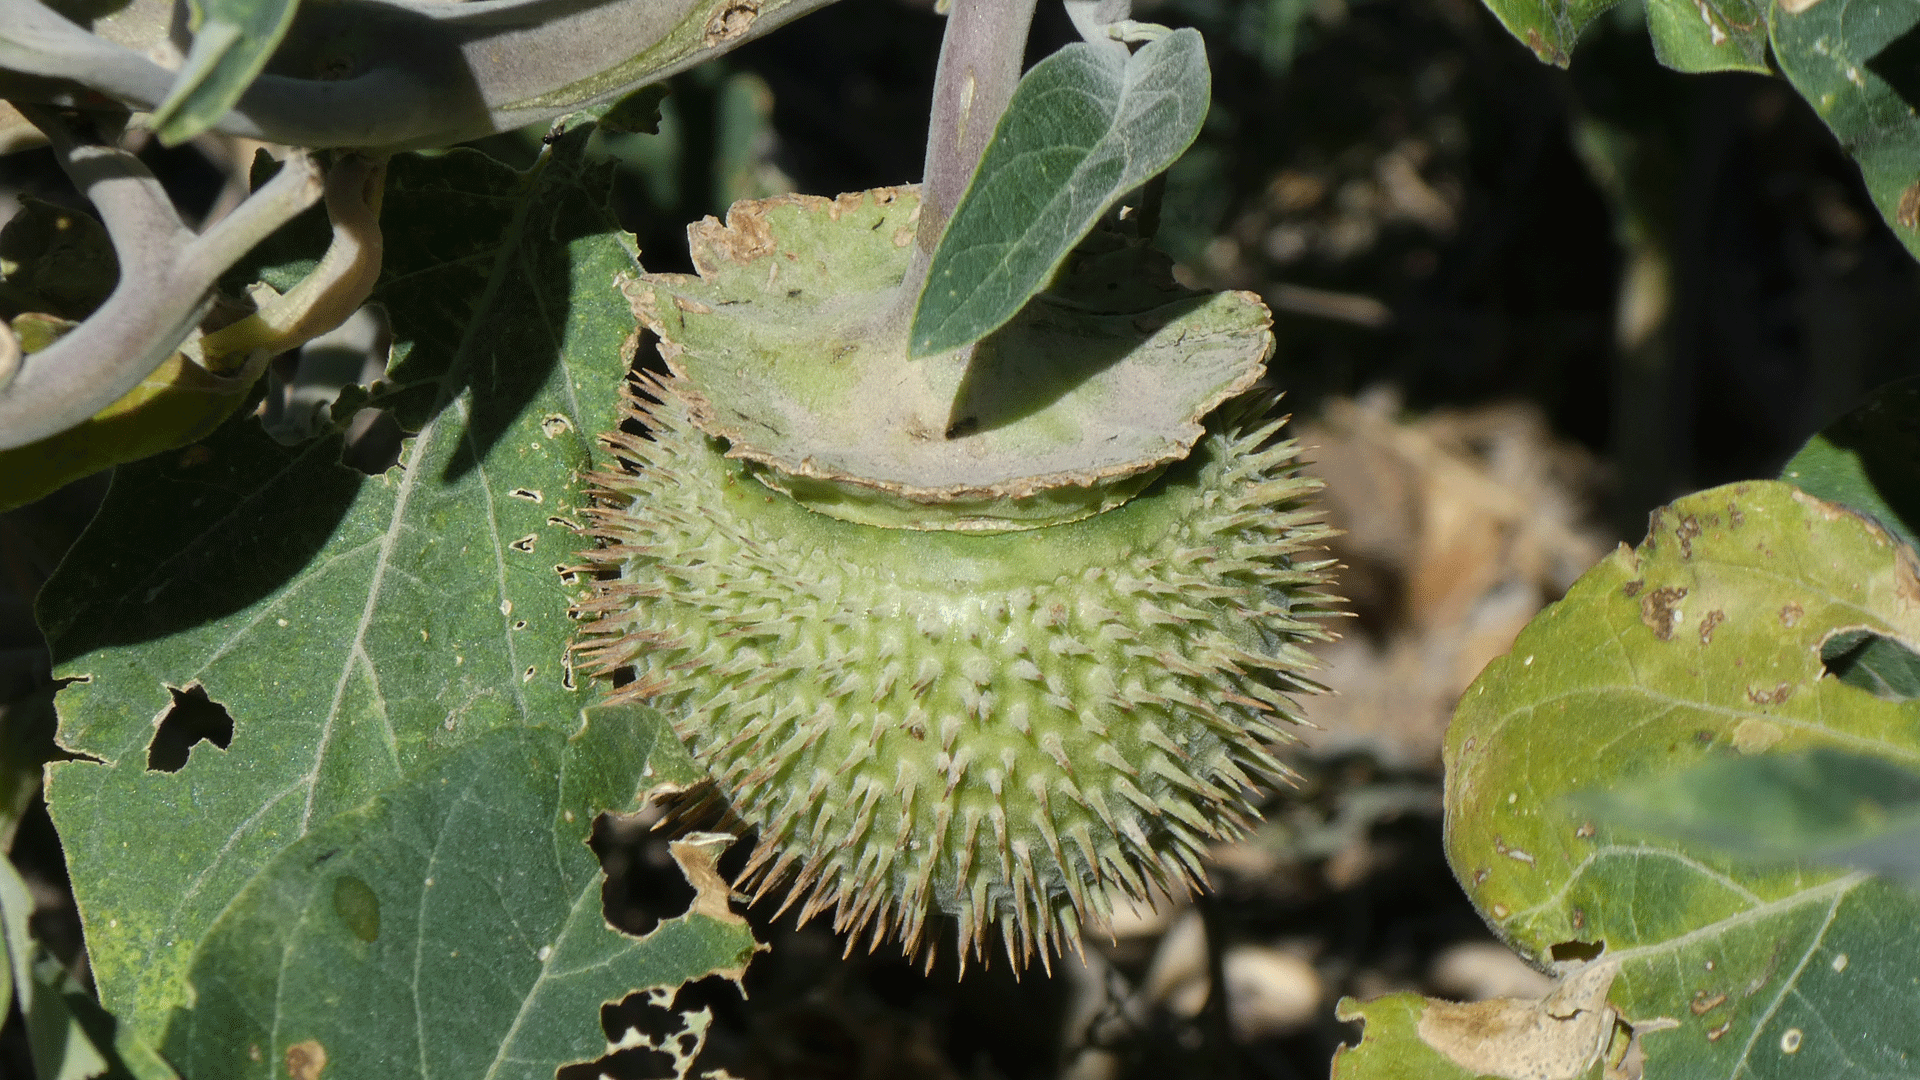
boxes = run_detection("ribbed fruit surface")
[573,373,1336,967]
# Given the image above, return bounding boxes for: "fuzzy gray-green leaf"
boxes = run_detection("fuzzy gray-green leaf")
[909,29,1210,358]
[152,0,303,145]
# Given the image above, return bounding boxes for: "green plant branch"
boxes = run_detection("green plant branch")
[0,108,323,451]
[191,153,388,371]
[0,0,844,152]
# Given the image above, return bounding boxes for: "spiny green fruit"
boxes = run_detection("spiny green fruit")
[572,372,1336,968]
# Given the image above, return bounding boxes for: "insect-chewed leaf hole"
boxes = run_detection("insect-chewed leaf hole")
[1549,938,1605,963]
[1820,629,1920,701]
[146,684,235,773]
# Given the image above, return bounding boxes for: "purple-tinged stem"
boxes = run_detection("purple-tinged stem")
[904,0,1040,296]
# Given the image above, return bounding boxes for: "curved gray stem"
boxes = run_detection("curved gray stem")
[0,109,322,451]
[1,0,842,151]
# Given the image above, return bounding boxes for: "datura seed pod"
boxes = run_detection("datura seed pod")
[572,187,1337,969]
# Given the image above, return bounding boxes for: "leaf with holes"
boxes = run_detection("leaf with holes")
[1333,963,1620,1080]
[1434,480,1920,1076]
[32,123,752,1071]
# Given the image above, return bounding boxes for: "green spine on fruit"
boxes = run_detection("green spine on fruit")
[572,373,1336,966]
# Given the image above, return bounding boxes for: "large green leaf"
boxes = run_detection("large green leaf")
[908,29,1211,358]
[1421,481,1920,1076]
[161,709,752,1078]
[152,0,304,146]
[33,123,752,1073]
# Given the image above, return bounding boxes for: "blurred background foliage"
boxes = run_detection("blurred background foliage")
[3,0,1917,1075]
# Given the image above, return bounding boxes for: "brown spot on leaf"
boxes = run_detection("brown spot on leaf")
[688,201,777,269]
[1707,1019,1733,1041]
[1416,961,1617,1080]
[1779,602,1803,628]
[1698,610,1725,644]
[1522,27,1570,64]
[1745,683,1793,706]
[1621,579,1645,598]
[285,1040,327,1080]
[1675,514,1702,558]
[1898,546,1920,608]
[1728,504,1745,527]
[703,0,759,44]
[1690,992,1727,1015]
[1641,586,1688,640]
[1733,717,1784,753]
[1901,180,1920,229]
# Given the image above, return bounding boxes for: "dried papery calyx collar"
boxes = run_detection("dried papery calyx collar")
[625,186,1272,531]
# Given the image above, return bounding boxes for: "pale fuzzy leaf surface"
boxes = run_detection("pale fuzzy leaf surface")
[1446,480,1920,1076]
[1645,0,1768,72]
[34,126,749,1072]
[153,0,303,145]
[909,28,1211,357]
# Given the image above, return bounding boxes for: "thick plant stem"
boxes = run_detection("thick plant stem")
[905,0,1040,297]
